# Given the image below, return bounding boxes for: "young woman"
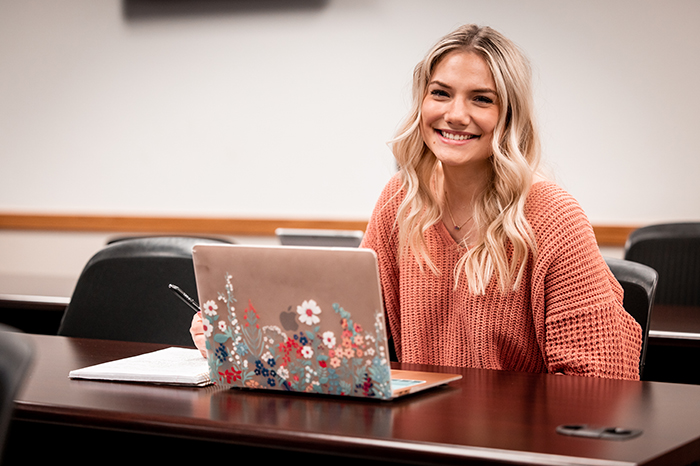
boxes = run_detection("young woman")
[360,24,641,380]
[191,24,641,380]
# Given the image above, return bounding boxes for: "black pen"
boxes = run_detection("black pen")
[169,284,201,313]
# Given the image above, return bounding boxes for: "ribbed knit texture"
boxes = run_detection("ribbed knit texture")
[362,176,641,380]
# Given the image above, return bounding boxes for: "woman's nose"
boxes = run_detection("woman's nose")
[444,100,470,127]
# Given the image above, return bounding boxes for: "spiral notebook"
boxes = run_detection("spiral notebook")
[191,244,461,400]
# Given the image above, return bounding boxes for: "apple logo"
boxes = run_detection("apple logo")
[279,306,298,331]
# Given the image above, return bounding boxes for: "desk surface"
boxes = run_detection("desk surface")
[649,304,700,343]
[12,334,700,466]
[0,273,74,309]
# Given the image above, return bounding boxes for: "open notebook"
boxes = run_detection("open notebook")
[192,244,461,400]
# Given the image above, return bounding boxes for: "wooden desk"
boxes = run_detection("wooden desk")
[0,274,73,334]
[0,273,74,306]
[649,304,700,345]
[644,304,700,385]
[8,334,700,466]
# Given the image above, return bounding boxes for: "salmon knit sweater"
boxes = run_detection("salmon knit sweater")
[362,176,641,380]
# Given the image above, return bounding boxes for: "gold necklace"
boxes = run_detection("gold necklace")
[444,191,473,231]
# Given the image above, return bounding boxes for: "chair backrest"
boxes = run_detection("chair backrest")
[604,257,658,377]
[105,235,233,245]
[0,325,33,462]
[57,236,230,346]
[624,222,700,306]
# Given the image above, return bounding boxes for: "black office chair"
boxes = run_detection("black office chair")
[57,236,231,347]
[624,222,700,306]
[604,257,658,378]
[0,325,33,462]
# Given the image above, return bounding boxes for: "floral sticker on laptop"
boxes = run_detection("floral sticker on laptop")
[203,273,392,398]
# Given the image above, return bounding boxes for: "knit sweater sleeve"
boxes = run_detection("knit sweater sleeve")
[360,176,404,359]
[527,183,642,380]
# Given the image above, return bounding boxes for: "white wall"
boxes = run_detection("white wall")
[0,0,697,281]
[2,0,700,223]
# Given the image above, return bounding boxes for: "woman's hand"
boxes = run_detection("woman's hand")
[190,312,207,358]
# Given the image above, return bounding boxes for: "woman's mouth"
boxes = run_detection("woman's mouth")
[437,129,479,141]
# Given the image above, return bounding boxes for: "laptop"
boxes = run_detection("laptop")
[191,244,461,400]
[275,228,364,248]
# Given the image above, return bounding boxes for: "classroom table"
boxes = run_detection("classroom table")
[0,273,74,308]
[7,334,700,466]
[0,273,72,334]
[644,304,700,385]
[649,304,700,344]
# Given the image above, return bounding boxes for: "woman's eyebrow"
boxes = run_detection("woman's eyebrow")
[428,80,452,89]
[472,88,497,95]
[428,80,497,95]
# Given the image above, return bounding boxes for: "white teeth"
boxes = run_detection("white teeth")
[440,130,476,141]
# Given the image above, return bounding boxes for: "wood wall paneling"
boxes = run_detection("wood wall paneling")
[0,213,635,246]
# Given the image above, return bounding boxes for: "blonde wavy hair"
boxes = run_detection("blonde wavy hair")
[392,24,542,294]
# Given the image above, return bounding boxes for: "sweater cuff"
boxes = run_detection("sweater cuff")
[544,302,641,380]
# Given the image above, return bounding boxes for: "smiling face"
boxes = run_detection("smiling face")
[420,50,500,171]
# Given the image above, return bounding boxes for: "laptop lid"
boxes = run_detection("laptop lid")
[275,228,364,248]
[192,244,460,400]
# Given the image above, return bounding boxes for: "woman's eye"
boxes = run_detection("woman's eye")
[430,89,450,98]
[474,95,494,104]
